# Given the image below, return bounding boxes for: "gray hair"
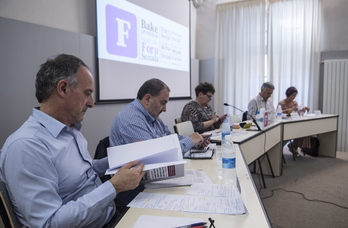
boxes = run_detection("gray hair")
[35,54,88,103]
[261,82,275,90]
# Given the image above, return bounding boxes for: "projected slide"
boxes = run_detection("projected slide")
[96,0,191,101]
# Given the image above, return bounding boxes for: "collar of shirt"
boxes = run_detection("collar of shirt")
[32,107,82,138]
[133,99,157,124]
[257,94,267,102]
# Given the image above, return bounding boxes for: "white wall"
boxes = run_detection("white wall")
[0,0,96,35]
[1,0,348,155]
[321,0,348,51]
[0,1,199,156]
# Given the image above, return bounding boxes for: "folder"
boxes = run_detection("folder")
[105,134,186,183]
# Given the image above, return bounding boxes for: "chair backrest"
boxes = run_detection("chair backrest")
[231,115,241,123]
[174,121,194,136]
[94,136,110,159]
[242,111,248,121]
[94,136,112,182]
[174,117,182,124]
[0,179,23,228]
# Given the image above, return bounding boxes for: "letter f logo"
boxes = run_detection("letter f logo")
[116,18,131,47]
[105,5,137,58]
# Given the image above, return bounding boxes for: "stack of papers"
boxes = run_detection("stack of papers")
[128,183,246,215]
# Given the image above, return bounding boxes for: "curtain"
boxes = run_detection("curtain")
[268,0,321,110]
[214,0,321,116]
[215,0,266,116]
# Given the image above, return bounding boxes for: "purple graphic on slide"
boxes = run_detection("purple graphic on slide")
[106,5,137,58]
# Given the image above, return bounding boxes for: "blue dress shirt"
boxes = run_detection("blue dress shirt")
[110,99,194,152]
[0,108,116,228]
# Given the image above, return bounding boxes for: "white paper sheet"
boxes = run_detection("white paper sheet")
[128,183,246,215]
[145,169,213,189]
[106,134,184,174]
[187,183,238,197]
[183,195,246,215]
[128,192,185,211]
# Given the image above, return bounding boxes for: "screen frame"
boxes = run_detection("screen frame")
[95,0,192,104]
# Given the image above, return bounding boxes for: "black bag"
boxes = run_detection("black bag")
[302,137,320,157]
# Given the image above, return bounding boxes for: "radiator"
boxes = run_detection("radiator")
[323,59,348,152]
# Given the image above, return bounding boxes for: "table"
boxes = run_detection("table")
[281,115,338,157]
[115,145,271,228]
[115,115,338,227]
[210,114,339,176]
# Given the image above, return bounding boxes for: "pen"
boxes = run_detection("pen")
[191,222,207,227]
[174,222,207,228]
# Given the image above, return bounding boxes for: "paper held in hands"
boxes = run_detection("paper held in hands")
[105,134,186,183]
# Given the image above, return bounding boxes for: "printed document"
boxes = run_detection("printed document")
[106,134,186,182]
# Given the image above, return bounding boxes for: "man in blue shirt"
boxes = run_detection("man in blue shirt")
[110,78,209,152]
[0,54,145,227]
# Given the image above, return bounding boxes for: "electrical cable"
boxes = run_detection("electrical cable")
[261,188,348,210]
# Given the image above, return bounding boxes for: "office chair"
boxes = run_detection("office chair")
[94,136,112,183]
[174,121,194,136]
[174,117,182,124]
[242,111,248,121]
[0,180,23,228]
[94,136,145,208]
[94,136,110,160]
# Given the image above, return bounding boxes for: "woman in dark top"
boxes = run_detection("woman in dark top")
[181,82,226,133]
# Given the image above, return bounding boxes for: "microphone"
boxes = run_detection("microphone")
[224,103,261,131]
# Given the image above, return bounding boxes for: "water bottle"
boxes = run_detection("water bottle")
[221,135,236,185]
[227,114,233,131]
[258,109,265,129]
[221,119,231,145]
[276,105,282,121]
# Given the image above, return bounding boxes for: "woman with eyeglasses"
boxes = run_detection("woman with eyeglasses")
[181,82,227,133]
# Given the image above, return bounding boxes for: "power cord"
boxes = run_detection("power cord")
[261,188,348,210]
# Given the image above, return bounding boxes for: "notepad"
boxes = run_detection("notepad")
[183,148,214,159]
[183,144,216,159]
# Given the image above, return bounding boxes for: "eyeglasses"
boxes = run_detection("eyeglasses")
[205,93,213,99]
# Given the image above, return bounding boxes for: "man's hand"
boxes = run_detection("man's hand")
[303,106,310,112]
[109,161,145,194]
[198,134,212,148]
[189,132,204,148]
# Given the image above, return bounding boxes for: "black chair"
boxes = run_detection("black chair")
[94,137,144,206]
[94,136,110,159]
[94,136,112,183]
